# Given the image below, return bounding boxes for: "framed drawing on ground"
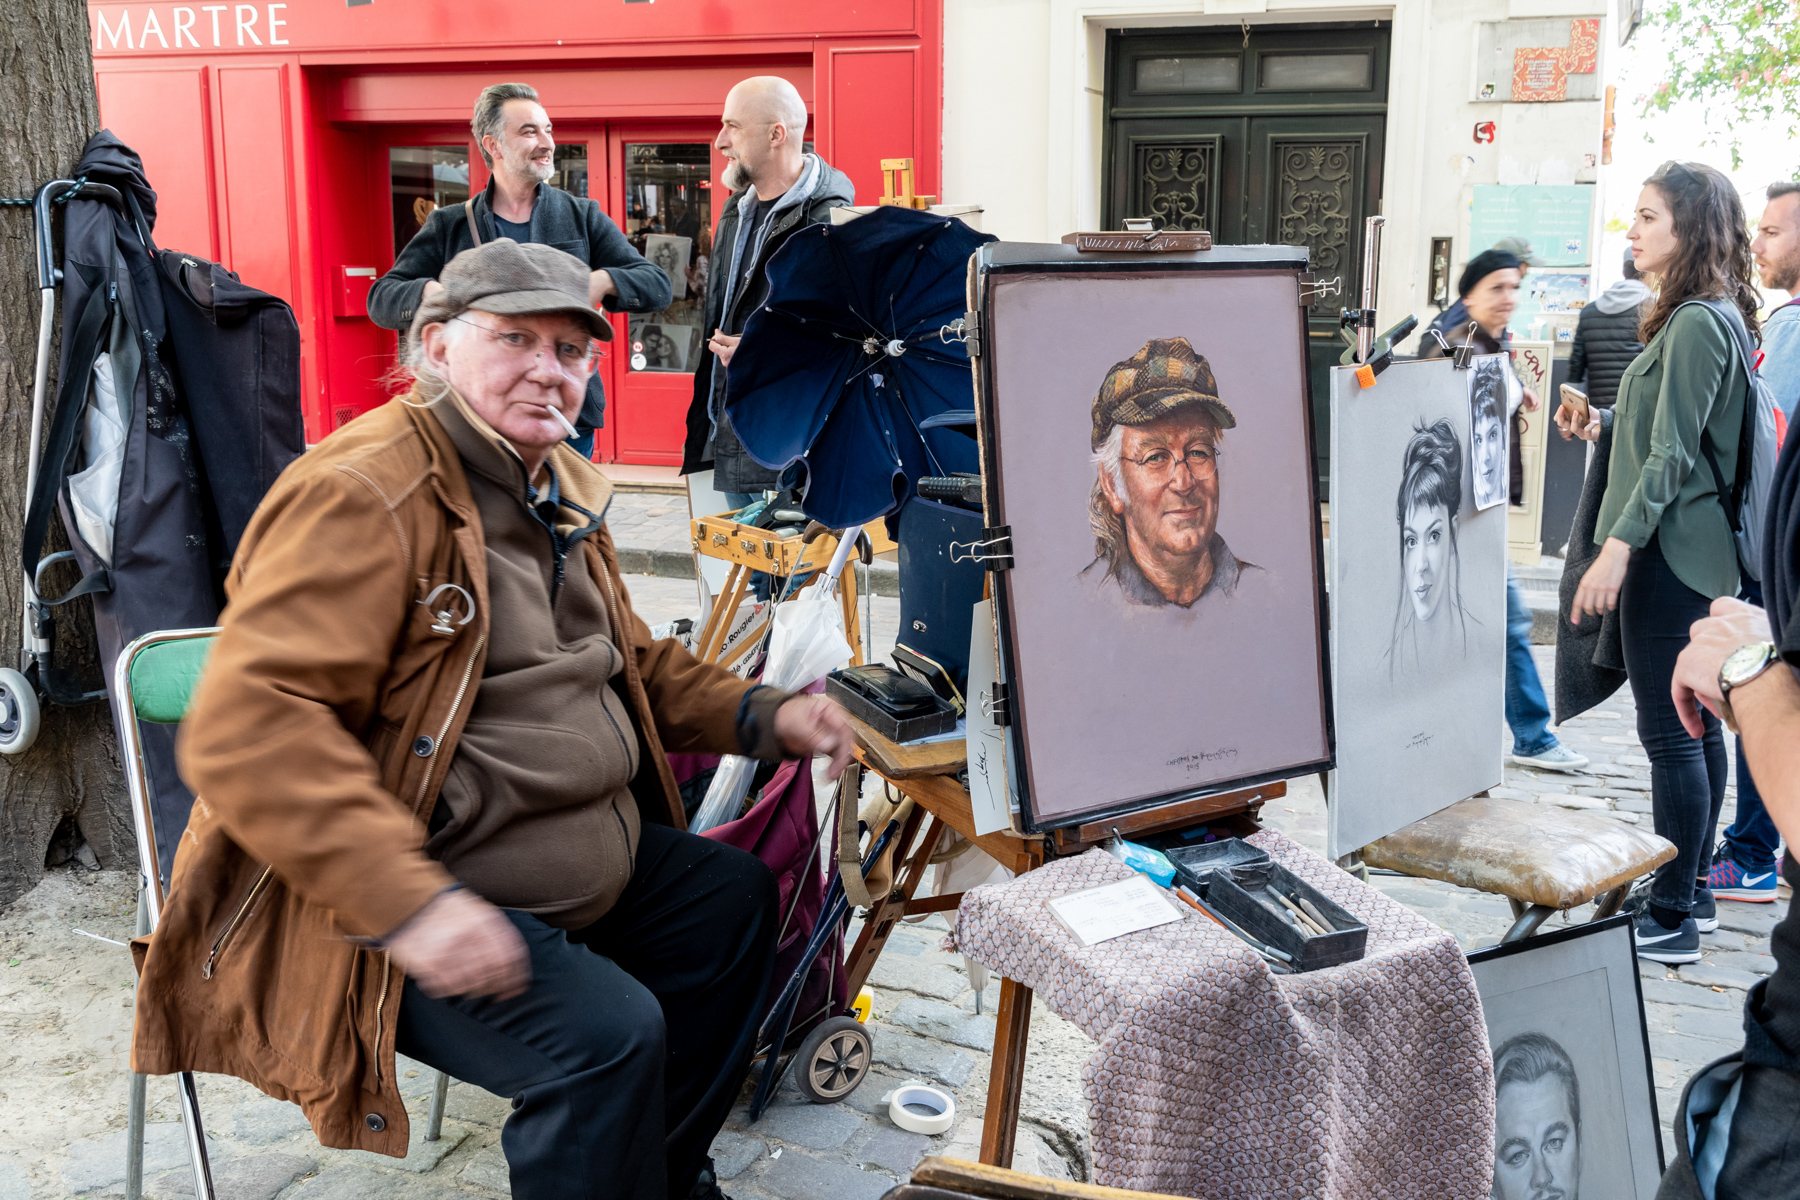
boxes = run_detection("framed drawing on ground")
[1327,356,1507,857]
[969,242,1332,832]
[1468,917,1663,1199]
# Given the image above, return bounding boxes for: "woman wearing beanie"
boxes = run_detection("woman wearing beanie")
[1567,160,1760,964]
[1423,249,1589,774]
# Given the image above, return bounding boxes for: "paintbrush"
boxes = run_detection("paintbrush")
[1176,886,1294,964]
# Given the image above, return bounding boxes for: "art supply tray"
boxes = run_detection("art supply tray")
[1162,838,1270,895]
[1209,861,1368,972]
[827,671,959,743]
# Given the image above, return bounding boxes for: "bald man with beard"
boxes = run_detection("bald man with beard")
[681,76,855,501]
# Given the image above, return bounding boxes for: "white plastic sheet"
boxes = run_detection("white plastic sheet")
[688,578,854,833]
[68,351,125,565]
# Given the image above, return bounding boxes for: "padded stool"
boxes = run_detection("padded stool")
[1361,796,1677,942]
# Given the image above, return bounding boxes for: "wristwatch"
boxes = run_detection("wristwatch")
[1719,641,1781,734]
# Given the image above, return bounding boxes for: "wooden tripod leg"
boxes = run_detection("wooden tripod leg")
[841,557,863,666]
[698,565,748,663]
[844,812,938,998]
[980,977,1032,1168]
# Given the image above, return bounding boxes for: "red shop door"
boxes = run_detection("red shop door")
[596,125,727,465]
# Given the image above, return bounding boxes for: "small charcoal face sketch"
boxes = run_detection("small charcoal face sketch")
[1492,1033,1582,1200]
[641,327,680,370]
[1387,417,1470,679]
[1469,358,1508,509]
[651,242,680,276]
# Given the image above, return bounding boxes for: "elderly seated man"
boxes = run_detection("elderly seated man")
[131,239,853,1200]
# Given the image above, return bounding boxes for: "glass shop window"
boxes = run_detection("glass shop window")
[551,144,589,198]
[390,146,470,255]
[1135,55,1241,94]
[1257,51,1374,92]
[623,143,713,374]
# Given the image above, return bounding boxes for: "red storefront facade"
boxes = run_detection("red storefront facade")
[86,0,944,462]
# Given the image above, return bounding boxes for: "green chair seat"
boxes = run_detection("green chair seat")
[128,636,216,724]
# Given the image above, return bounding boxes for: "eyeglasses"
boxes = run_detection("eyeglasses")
[453,316,598,375]
[1120,446,1218,481]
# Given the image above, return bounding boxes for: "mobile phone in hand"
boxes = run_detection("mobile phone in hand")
[1558,383,1590,428]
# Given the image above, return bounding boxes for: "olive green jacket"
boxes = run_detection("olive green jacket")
[1596,304,1748,599]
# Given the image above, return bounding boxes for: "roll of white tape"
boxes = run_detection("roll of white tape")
[889,1083,955,1135]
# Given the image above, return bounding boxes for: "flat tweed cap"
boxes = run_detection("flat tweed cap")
[410,238,611,342]
[1091,337,1236,449]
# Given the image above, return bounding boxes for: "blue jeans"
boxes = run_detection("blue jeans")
[1505,569,1557,756]
[1723,577,1781,871]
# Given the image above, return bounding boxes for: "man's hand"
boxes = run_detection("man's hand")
[422,279,446,304]
[1520,386,1541,414]
[1572,537,1632,623]
[709,330,742,368]
[1673,597,1775,737]
[386,888,531,1001]
[775,694,855,779]
[594,271,622,309]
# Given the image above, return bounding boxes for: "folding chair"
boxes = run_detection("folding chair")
[115,628,454,1200]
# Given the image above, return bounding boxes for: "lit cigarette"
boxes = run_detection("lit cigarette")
[545,405,579,439]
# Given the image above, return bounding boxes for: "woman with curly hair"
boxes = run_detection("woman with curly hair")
[1387,417,1473,681]
[1567,160,1760,963]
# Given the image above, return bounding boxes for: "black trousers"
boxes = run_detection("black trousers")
[397,823,777,1200]
[1619,536,1729,914]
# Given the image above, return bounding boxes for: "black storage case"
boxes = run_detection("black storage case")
[1162,838,1271,894]
[826,672,959,743]
[1209,860,1368,972]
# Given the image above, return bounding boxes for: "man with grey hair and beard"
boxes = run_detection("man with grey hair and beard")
[1080,337,1262,610]
[370,82,671,455]
[681,75,855,503]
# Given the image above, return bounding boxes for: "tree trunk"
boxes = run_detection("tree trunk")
[0,2,127,907]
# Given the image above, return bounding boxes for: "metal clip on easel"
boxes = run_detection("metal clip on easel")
[1335,216,1418,387]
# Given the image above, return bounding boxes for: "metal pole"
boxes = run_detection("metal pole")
[1356,216,1387,365]
[21,289,56,668]
[125,890,149,1200]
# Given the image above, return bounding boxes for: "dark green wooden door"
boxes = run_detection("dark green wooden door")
[1105,24,1389,487]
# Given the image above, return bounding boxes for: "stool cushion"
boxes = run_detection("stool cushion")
[1361,796,1677,910]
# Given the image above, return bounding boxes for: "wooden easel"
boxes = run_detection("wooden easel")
[688,515,897,669]
[842,718,1280,1167]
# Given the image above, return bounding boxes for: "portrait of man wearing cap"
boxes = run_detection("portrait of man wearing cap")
[1081,337,1262,609]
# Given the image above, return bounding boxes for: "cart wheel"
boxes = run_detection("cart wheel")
[793,1015,872,1104]
[0,668,40,756]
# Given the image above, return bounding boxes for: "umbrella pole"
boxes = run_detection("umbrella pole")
[821,527,859,587]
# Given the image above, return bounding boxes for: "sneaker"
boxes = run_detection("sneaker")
[1707,854,1780,902]
[1508,743,1591,772]
[1632,910,1702,963]
[1690,887,1720,933]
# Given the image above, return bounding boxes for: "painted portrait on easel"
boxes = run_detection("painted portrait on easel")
[977,252,1331,831]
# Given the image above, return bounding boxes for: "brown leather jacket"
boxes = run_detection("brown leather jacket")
[131,394,752,1155]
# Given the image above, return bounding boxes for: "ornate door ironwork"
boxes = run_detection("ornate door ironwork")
[1270,139,1362,317]
[1132,140,1218,232]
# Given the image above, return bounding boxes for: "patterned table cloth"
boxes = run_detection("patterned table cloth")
[953,829,1494,1200]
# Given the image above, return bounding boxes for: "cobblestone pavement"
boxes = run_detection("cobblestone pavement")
[0,589,1782,1196]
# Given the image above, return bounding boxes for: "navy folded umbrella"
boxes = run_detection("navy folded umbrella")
[724,206,995,530]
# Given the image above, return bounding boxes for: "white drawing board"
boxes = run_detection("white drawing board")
[1328,357,1506,858]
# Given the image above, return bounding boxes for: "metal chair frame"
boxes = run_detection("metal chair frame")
[116,627,453,1199]
[117,627,221,1200]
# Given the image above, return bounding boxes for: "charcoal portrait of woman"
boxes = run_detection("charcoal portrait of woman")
[1468,357,1509,511]
[1386,417,1474,681]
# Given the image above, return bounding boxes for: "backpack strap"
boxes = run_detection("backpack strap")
[1676,298,1758,530]
[463,198,483,247]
